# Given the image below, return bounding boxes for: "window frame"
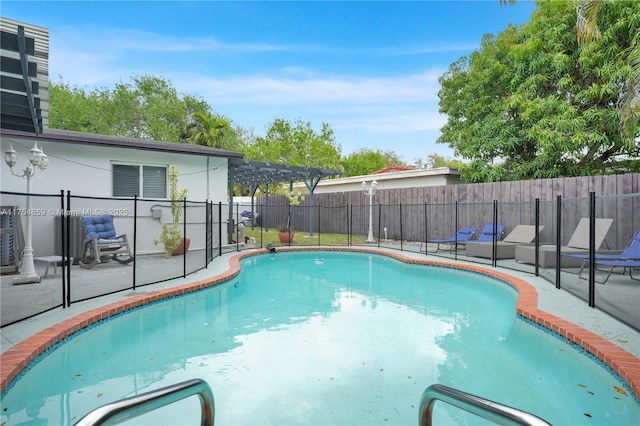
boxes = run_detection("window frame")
[112,162,168,199]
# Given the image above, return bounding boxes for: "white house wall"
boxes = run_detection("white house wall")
[1,137,229,257]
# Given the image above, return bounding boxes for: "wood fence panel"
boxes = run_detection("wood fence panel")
[256,173,638,244]
[600,175,623,248]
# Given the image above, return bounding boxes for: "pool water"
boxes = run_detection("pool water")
[1,251,638,425]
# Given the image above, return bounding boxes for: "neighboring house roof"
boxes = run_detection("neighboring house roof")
[0,127,244,159]
[300,167,462,193]
[372,164,418,174]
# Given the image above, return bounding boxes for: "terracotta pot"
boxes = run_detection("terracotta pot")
[278,231,295,244]
[172,238,191,255]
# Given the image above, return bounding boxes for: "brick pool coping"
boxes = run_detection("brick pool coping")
[1,247,638,401]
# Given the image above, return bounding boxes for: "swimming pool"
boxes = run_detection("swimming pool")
[1,250,638,425]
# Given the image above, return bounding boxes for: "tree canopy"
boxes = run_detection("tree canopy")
[50,75,452,180]
[183,111,245,152]
[438,0,639,182]
[414,153,466,170]
[340,148,405,176]
[243,118,343,173]
[50,75,210,142]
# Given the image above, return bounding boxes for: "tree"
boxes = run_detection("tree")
[501,0,639,151]
[244,118,342,172]
[438,0,639,182]
[415,153,466,169]
[49,75,210,142]
[341,148,404,177]
[574,0,639,147]
[184,111,245,152]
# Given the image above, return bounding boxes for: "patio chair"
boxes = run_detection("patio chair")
[583,259,640,284]
[457,222,504,247]
[79,215,134,269]
[564,230,640,276]
[514,218,614,268]
[420,227,477,252]
[466,225,544,260]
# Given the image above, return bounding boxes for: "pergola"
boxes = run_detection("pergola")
[227,158,340,237]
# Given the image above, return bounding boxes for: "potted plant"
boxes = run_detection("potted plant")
[278,224,295,243]
[154,165,189,257]
[277,188,304,243]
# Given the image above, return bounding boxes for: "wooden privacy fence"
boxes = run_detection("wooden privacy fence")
[253,173,640,250]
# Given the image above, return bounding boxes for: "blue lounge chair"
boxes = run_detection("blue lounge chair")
[457,222,504,246]
[565,230,640,275]
[421,227,477,252]
[586,259,640,284]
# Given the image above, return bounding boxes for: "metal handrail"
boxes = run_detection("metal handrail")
[419,384,551,426]
[74,378,215,426]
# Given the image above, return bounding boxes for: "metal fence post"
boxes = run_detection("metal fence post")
[588,192,596,307]
[183,198,187,278]
[218,202,222,256]
[424,202,428,256]
[491,200,500,268]
[555,195,562,288]
[399,203,403,251]
[60,190,67,308]
[133,195,138,290]
[349,203,352,247]
[378,203,382,248]
[535,198,540,276]
[454,201,459,261]
[65,190,71,307]
[205,199,209,267]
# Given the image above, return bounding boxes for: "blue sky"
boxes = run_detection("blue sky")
[3,1,537,164]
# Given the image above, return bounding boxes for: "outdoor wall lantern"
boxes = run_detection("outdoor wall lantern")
[4,141,48,284]
[362,180,378,243]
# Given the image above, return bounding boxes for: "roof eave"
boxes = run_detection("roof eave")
[0,127,244,159]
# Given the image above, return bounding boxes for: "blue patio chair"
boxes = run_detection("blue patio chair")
[421,227,477,252]
[565,230,640,276]
[586,259,640,284]
[79,215,134,269]
[457,222,504,246]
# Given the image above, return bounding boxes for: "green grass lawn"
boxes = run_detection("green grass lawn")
[244,227,370,246]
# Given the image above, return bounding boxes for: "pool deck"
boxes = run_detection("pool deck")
[1,247,639,401]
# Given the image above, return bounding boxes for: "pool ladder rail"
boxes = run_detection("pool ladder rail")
[73,379,214,426]
[73,380,550,426]
[420,384,551,426]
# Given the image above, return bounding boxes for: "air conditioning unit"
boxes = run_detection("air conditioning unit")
[54,216,85,260]
[1,206,24,274]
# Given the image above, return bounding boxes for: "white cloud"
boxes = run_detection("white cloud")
[53,24,329,58]
[177,70,444,106]
[46,23,455,160]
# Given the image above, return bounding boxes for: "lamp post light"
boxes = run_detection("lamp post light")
[362,180,378,243]
[4,141,48,284]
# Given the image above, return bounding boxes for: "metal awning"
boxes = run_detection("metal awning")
[227,158,341,239]
[228,158,339,187]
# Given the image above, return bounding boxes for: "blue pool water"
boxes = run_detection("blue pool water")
[1,251,638,425]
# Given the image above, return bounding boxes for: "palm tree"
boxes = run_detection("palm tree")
[186,111,237,150]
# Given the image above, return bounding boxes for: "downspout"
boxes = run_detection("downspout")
[206,157,210,200]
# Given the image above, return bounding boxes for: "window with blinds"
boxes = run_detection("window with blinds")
[113,164,167,198]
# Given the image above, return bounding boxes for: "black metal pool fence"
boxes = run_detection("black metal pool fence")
[1,190,638,330]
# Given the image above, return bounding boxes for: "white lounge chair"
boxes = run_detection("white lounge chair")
[514,218,613,268]
[466,225,544,260]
